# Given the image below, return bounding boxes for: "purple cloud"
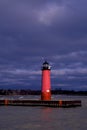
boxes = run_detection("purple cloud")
[0,0,87,90]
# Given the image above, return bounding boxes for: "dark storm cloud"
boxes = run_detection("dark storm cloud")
[0,0,87,90]
[0,0,87,55]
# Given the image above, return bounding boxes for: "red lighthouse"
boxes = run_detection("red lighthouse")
[41,61,51,100]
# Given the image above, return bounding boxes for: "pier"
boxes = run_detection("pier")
[0,99,81,108]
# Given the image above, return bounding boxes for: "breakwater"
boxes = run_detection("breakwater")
[0,99,81,108]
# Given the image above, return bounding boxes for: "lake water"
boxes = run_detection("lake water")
[0,95,87,130]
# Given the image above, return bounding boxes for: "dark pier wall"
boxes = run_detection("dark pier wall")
[0,99,81,108]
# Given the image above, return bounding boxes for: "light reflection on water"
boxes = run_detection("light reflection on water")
[0,95,87,130]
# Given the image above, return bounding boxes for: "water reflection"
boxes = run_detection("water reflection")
[41,107,52,121]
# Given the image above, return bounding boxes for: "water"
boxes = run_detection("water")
[0,95,87,130]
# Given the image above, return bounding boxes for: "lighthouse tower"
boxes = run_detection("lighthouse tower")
[41,61,51,100]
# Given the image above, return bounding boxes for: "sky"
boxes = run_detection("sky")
[0,0,87,90]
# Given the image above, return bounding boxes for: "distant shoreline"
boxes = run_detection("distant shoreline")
[0,89,87,96]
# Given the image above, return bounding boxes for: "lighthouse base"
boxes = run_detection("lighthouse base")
[41,91,51,100]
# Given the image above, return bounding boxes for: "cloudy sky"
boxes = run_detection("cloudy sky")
[0,0,87,90]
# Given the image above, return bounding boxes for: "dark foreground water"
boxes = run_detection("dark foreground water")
[0,95,87,130]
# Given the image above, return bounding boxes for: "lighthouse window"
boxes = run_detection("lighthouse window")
[46,90,50,92]
[43,64,48,67]
[48,66,51,69]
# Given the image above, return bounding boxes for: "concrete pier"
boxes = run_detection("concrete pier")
[0,99,81,108]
